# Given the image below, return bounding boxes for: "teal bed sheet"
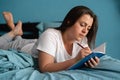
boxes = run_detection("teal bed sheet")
[0,49,120,80]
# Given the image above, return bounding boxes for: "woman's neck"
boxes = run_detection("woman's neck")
[62,32,73,55]
[62,30,74,45]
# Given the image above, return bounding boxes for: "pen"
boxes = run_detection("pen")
[77,43,85,49]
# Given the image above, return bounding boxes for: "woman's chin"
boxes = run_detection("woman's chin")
[76,38,82,42]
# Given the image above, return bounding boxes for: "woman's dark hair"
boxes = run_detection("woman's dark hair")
[56,5,98,49]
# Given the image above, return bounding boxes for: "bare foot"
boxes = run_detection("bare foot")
[2,11,15,30]
[12,21,23,36]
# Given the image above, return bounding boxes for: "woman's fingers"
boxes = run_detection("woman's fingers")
[85,57,100,68]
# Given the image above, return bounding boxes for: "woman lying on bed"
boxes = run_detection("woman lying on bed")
[1,6,120,73]
[1,6,100,72]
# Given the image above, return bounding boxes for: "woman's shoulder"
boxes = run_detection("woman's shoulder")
[45,28,58,31]
[39,28,61,39]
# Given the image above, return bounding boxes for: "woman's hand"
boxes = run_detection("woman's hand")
[75,47,100,68]
[85,57,100,68]
[75,47,92,61]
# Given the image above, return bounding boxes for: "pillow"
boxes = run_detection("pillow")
[36,21,62,35]
[43,21,62,30]
[36,22,44,35]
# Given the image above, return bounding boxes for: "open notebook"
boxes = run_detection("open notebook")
[68,43,106,70]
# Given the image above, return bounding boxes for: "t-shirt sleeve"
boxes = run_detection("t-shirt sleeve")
[36,29,57,57]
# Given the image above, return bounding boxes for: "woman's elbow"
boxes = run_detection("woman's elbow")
[39,65,50,73]
[38,67,45,73]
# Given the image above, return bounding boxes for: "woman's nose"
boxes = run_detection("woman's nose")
[82,27,87,33]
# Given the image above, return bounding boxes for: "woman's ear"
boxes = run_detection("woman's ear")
[67,20,70,24]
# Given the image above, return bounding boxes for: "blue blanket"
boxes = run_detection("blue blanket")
[0,49,120,80]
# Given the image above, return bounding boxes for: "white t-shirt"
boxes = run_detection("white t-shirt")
[36,28,88,62]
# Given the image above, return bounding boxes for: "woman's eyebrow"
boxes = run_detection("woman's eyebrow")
[84,22,92,28]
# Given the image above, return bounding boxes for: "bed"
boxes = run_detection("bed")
[0,22,120,80]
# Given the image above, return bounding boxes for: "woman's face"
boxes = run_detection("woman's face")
[69,14,93,41]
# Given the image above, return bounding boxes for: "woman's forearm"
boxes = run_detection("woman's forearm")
[39,58,77,72]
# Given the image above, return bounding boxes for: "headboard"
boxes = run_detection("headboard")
[0,22,39,39]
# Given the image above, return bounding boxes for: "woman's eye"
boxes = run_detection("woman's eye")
[87,27,91,31]
[80,23,85,27]
[87,28,90,30]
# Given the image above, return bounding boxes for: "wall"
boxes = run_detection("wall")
[0,0,120,59]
